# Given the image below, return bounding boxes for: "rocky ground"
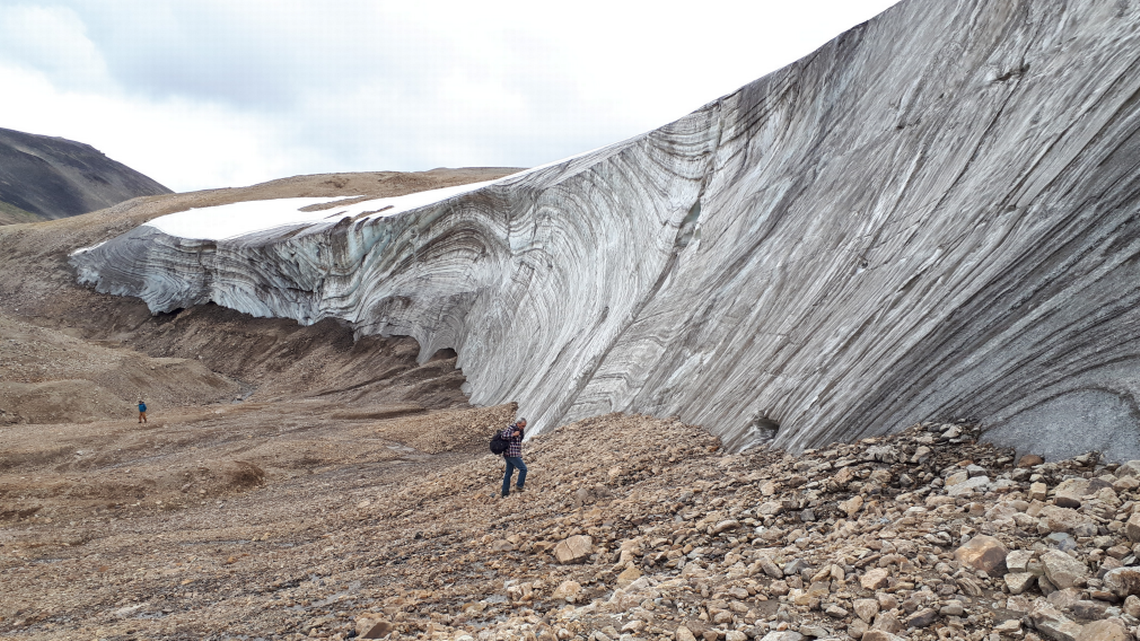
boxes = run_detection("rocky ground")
[5,410,1140,641]
[3,170,1140,641]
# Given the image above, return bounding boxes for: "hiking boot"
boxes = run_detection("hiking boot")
[515,485,525,493]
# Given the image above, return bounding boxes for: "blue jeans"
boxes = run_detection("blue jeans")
[502,457,527,495]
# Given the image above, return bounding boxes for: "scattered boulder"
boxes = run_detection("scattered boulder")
[358,618,394,639]
[615,566,641,588]
[1117,460,1140,478]
[1054,478,1091,508]
[757,631,803,641]
[1076,619,1130,641]
[1104,567,1140,598]
[905,607,938,628]
[1038,505,1098,537]
[861,631,905,641]
[860,568,891,591]
[1126,513,1140,542]
[20,404,1140,640]
[552,580,583,603]
[838,495,863,517]
[1005,572,1036,595]
[1041,550,1090,589]
[553,535,593,564]
[954,535,1008,575]
[1030,602,1084,641]
[675,626,697,641]
[853,598,879,623]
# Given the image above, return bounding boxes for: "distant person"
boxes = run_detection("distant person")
[499,418,527,498]
[138,399,147,424]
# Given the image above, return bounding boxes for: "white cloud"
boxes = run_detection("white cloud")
[0,0,901,192]
[0,4,110,90]
[0,64,286,190]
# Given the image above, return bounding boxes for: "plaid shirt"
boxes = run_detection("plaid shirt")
[500,424,524,458]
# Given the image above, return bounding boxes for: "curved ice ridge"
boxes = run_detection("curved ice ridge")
[72,0,1140,460]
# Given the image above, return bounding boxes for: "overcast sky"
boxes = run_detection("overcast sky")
[0,1,900,193]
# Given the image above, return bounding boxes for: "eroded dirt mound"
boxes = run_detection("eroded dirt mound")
[124,304,470,408]
[0,312,242,423]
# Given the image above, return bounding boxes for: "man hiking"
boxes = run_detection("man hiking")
[137,399,147,424]
[499,418,527,498]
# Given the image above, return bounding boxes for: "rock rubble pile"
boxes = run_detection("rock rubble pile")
[334,415,1140,641]
[8,411,1140,641]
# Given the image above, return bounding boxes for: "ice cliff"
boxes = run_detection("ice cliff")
[72,0,1140,460]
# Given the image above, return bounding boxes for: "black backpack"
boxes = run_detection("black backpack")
[489,431,509,455]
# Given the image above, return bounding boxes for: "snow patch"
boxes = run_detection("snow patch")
[145,179,503,241]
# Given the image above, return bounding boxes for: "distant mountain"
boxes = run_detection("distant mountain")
[0,127,171,223]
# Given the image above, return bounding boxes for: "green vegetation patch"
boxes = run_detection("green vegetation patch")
[0,200,44,225]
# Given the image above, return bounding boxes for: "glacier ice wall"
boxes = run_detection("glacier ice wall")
[72,0,1140,460]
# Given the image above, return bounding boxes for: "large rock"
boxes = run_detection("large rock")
[69,0,1140,461]
[758,633,803,641]
[675,627,697,641]
[1038,506,1098,537]
[838,495,864,517]
[954,535,1008,575]
[1126,513,1140,542]
[853,598,880,623]
[1004,572,1036,595]
[357,618,394,639]
[1006,550,1034,573]
[1117,461,1140,482]
[906,608,938,628]
[553,535,593,564]
[615,566,642,588]
[551,580,583,602]
[1030,602,1083,641]
[1076,620,1130,641]
[1053,478,1090,508]
[1041,550,1090,590]
[1103,567,1140,598]
[860,568,891,591]
[946,475,991,496]
[861,631,905,641]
